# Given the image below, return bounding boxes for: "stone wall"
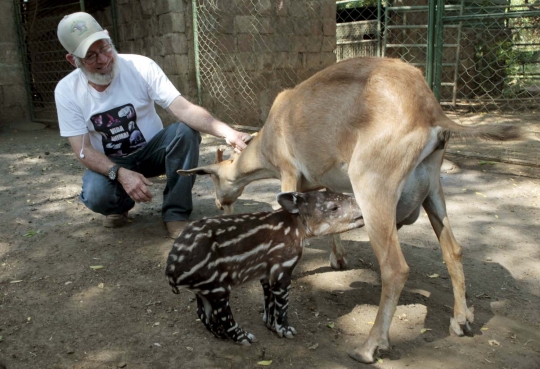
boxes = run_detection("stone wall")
[92,0,196,125]
[0,0,29,125]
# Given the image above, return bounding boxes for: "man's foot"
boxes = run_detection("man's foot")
[166,220,188,239]
[103,212,129,228]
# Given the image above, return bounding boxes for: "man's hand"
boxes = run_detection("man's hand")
[166,96,254,153]
[225,130,253,153]
[117,168,154,203]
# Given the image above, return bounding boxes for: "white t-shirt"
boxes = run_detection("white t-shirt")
[55,54,181,158]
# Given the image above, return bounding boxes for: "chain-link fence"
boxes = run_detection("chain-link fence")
[336,0,540,166]
[193,0,336,128]
[13,0,115,123]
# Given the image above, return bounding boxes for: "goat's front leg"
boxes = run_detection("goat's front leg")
[329,234,348,269]
[423,181,474,337]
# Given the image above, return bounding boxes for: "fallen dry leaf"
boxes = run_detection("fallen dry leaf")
[428,274,440,278]
[489,339,500,347]
[90,265,104,270]
[257,360,272,366]
[308,343,319,350]
[327,322,335,329]
[421,328,432,334]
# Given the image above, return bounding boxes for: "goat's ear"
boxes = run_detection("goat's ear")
[276,192,302,214]
[177,164,220,176]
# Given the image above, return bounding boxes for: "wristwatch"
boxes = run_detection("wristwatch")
[108,165,122,181]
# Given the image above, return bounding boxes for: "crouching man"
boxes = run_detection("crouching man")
[54,12,250,238]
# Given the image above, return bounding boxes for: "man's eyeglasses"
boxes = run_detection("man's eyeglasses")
[81,44,113,65]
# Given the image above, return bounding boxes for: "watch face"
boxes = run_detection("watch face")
[109,169,117,180]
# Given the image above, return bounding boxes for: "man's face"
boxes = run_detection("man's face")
[73,39,118,86]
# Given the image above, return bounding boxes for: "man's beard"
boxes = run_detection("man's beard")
[76,49,119,86]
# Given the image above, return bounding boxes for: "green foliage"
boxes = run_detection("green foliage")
[337,0,379,11]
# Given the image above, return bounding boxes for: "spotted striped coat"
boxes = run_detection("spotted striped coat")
[165,191,363,345]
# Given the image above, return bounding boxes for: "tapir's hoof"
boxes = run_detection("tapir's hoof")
[237,332,258,346]
[276,325,297,339]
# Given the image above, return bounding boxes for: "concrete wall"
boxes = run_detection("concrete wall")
[0,0,29,125]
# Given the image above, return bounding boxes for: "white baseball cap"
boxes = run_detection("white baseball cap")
[57,12,111,58]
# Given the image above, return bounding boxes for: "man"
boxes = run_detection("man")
[54,12,251,239]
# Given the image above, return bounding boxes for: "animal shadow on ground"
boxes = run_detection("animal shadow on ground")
[294,234,540,364]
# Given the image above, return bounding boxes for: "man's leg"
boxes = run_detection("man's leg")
[135,122,201,223]
[80,169,135,227]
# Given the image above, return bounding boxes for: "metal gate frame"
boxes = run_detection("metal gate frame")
[434,0,540,102]
[13,0,118,124]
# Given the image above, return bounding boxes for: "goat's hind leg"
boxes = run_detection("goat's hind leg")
[347,150,415,363]
[423,181,474,337]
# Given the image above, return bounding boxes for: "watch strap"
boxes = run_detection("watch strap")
[108,165,122,181]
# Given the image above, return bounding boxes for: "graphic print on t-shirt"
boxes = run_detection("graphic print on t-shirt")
[90,104,147,157]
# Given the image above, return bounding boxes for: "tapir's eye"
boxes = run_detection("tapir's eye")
[330,204,339,212]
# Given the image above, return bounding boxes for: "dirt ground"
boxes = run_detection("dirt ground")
[0,124,539,369]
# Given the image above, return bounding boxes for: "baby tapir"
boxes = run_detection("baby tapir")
[165,190,364,345]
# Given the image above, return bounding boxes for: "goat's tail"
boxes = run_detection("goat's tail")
[437,116,524,142]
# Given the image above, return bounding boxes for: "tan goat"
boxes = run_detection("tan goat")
[178,57,522,363]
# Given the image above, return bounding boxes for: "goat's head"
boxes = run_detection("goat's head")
[177,145,245,215]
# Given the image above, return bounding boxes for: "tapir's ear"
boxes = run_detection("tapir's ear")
[177,164,220,176]
[277,192,303,214]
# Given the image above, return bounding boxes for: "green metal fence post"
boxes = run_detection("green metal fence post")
[377,0,382,57]
[426,0,436,87]
[192,0,202,106]
[80,0,85,12]
[433,0,445,101]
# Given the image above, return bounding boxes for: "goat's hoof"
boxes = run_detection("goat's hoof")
[329,253,348,270]
[348,348,376,364]
[348,339,390,364]
[450,317,473,337]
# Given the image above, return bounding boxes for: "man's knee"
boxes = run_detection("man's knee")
[174,122,202,145]
[80,172,120,215]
